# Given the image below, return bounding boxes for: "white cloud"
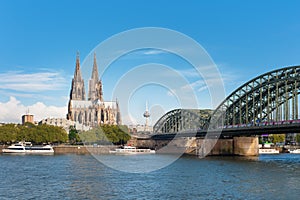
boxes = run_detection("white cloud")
[0,71,67,92]
[142,49,166,55]
[175,65,217,78]
[166,89,176,97]
[119,49,167,58]
[197,85,208,92]
[180,79,208,93]
[0,96,67,123]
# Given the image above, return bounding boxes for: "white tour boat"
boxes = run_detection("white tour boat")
[259,148,279,154]
[2,143,26,153]
[24,145,54,154]
[109,145,155,155]
[288,149,300,154]
[2,142,54,154]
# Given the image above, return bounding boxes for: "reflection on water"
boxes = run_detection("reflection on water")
[0,153,299,199]
[92,154,181,173]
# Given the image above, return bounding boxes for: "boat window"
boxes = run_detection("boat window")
[8,148,24,150]
[30,147,52,150]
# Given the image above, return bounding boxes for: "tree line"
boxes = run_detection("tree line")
[0,122,131,145]
[70,124,131,145]
[0,122,68,144]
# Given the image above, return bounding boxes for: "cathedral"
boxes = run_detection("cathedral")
[67,53,121,127]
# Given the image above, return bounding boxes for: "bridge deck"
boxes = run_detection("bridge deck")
[152,123,300,140]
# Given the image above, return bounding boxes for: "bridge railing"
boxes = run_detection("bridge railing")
[220,119,300,129]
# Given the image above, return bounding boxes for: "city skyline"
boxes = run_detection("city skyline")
[1,1,300,125]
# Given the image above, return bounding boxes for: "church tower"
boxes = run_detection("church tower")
[88,53,103,101]
[116,99,122,125]
[67,51,121,126]
[69,52,86,100]
[67,52,86,121]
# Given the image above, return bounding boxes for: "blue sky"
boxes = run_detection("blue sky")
[0,0,300,124]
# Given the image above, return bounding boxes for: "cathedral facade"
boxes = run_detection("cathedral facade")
[67,53,121,127]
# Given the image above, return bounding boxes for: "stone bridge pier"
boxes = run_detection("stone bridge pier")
[129,136,259,156]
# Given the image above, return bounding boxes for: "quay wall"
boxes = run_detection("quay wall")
[53,146,90,154]
[53,145,115,154]
[0,145,116,154]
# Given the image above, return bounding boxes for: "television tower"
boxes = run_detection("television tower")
[143,101,150,132]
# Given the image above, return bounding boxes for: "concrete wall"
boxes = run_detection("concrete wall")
[134,136,258,156]
[0,145,115,155]
[53,145,114,154]
[54,146,90,154]
[233,136,259,156]
[206,139,234,156]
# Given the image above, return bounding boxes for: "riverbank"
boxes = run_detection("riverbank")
[53,145,116,154]
[0,145,117,155]
[1,144,300,155]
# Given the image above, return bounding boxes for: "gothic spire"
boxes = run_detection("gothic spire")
[69,51,86,101]
[91,53,99,81]
[88,52,103,101]
[74,51,82,81]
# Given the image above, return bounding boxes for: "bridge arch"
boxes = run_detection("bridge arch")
[153,109,213,133]
[153,66,300,133]
[210,65,300,128]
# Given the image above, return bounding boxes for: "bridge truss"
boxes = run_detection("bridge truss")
[153,109,213,133]
[153,65,300,133]
[211,65,300,128]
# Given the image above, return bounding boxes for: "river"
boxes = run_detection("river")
[0,153,299,199]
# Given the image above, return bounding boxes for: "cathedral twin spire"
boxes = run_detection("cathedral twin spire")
[70,52,103,102]
[67,52,122,125]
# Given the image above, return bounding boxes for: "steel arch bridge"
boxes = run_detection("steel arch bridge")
[153,109,213,133]
[210,65,300,128]
[153,65,300,133]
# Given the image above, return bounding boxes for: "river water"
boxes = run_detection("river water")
[0,153,299,199]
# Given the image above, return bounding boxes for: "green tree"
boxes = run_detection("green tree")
[79,129,100,144]
[296,134,300,143]
[270,134,285,144]
[80,125,131,145]
[0,124,18,143]
[68,126,81,144]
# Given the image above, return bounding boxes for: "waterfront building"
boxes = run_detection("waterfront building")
[22,112,34,125]
[67,53,122,127]
[128,124,153,133]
